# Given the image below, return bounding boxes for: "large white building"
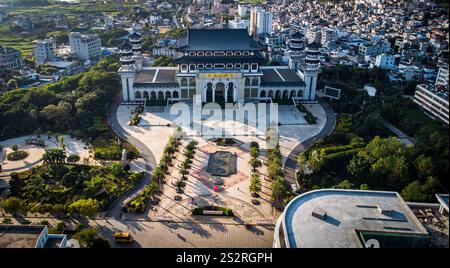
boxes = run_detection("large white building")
[414,84,449,125]
[119,29,320,104]
[69,32,102,61]
[34,37,56,65]
[249,7,273,38]
[274,189,431,248]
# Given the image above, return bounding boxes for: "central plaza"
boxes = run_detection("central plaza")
[116,100,327,223]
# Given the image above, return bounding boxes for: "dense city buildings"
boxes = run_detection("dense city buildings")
[0,0,448,251]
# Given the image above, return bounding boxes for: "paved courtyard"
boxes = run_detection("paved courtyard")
[116,103,327,225]
[0,135,92,180]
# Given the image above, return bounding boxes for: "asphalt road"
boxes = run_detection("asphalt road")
[283,99,336,191]
[106,96,157,219]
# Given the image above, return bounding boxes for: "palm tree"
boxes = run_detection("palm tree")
[249,157,262,172]
[180,166,189,180]
[249,173,262,197]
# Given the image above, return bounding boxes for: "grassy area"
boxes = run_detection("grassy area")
[0,36,34,57]
[3,3,132,16]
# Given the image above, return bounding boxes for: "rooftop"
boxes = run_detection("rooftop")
[260,67,305,87]
[134,67,178,87]
[177,29,262,51]
[282,189,430,248]
[0,225,44,248]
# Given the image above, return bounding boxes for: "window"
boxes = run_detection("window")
[243,51,249,56]
[251,88,258,98]
[234,51,241,56]
[214,64,225,69]
[197,51,204,56]
[244,88,251,98]
[181,64,188,71]
[189,52,196,56]
[206,51,213,56]
[251,63,258,70]
[226,51,233,56]
[235,63,241,69]
[190,64,196,71]
[181,88,188,98]
[226,63,233,69]
[197,64,204,69]
[206,64,213,69]
[243,63,249,70]
[214,51,225,56]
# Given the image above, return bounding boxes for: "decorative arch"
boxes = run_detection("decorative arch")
[227,82,234,103]
[290,90,296,99]
[181,78,188,87]
[282,90,289,99]
[206,82,213,102]
[275,90,281,99]
[215,82,225,102]
[297,90,304,98]
[244,78,251,86]
[251,78,259,86]
[150,91,156,100]
[165,91,171,99]
[173,91,179,98]
[260,90,266,98]
[158,91,164,99]
[143,91,149,99]
[268,90,274,98]
[135,91,142,99]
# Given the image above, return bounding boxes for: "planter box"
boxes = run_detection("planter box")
[203,210,224,215]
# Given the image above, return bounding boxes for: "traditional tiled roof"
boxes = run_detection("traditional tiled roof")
[177,29,262,51]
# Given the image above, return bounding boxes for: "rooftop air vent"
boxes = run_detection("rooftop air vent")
[312,207,327,220]
[377,205,394,216]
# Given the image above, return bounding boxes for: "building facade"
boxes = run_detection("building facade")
[34,37,57,65]
[249,7,273,38]
[119,29,320,105]
[69,32,102,61]
[0,45,25,71]
[413,84,449,125]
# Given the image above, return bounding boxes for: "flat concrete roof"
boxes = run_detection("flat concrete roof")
[134,68,178,87]
[0,225,44,248]
[283,189,429,248]
[261,67,305,87]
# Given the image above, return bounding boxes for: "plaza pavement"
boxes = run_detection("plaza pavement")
[0,135,93,180]
[0,216,274,248]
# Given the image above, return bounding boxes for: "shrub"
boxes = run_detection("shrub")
[192,208,204,215]
[7,150,29,161]
[66,154,81,163]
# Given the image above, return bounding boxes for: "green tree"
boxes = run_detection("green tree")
[249,173,262,197]
[1,197,27,215]
[42,148,67,166]
[68,198,100,217]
